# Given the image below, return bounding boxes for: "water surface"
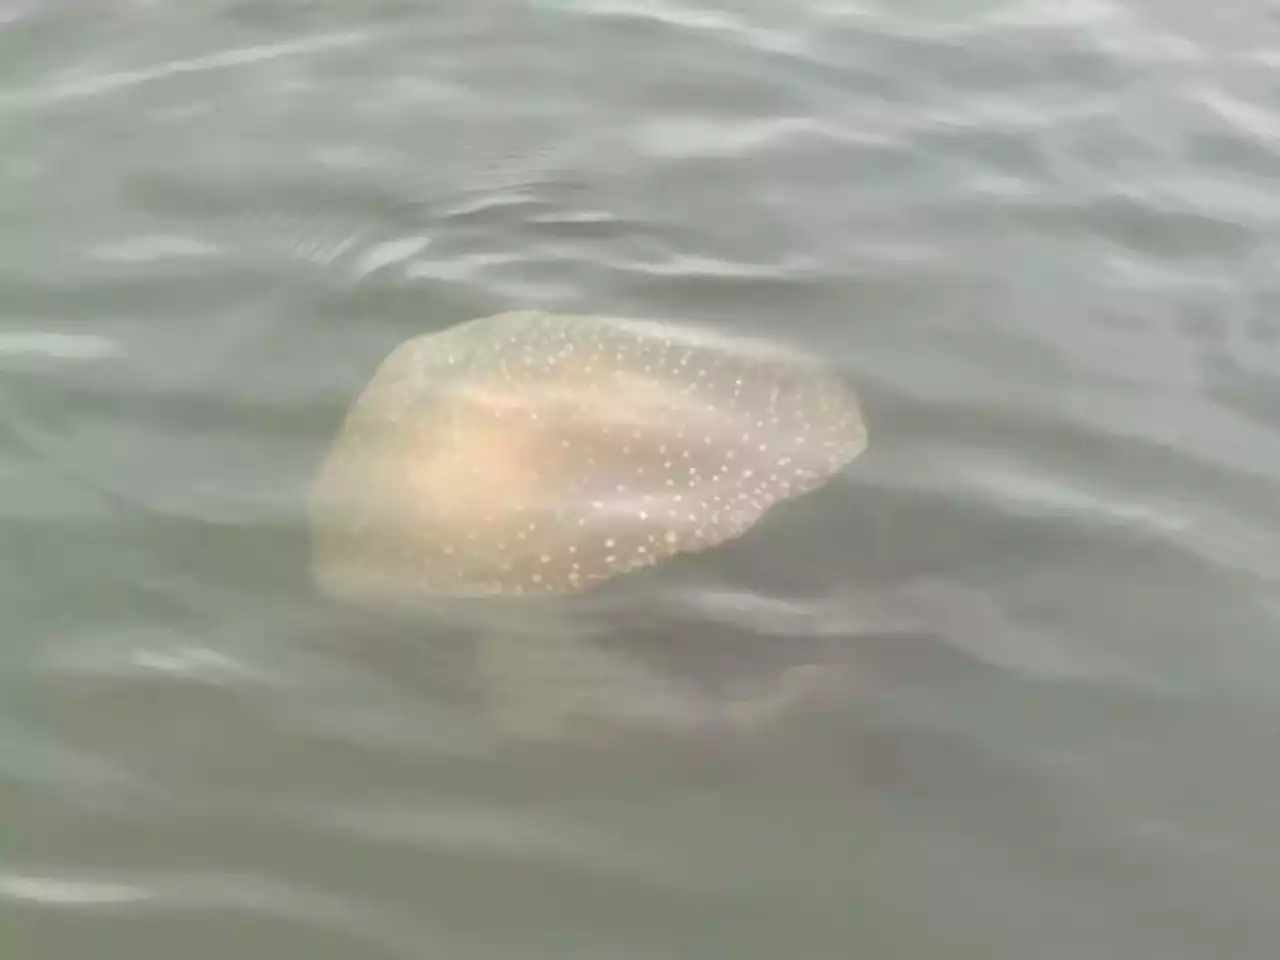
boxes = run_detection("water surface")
[5,1,1280,957]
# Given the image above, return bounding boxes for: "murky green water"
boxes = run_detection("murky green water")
[5,1,1280,957]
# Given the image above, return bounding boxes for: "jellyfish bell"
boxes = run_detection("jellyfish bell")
[310,310,867,605]
[308,310,869,740]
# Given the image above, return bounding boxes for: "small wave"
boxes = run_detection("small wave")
[1,31,374,109]
[961,461,1192,535]
[0,873,149,906]
[0,332,123,361]
[0,868,419,953]
[89,235,222,264]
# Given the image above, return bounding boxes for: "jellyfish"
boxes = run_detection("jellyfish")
[310,310,866,600]
[309,310,868,739]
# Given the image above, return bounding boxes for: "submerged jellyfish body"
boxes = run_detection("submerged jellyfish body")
[310,310,867,605]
